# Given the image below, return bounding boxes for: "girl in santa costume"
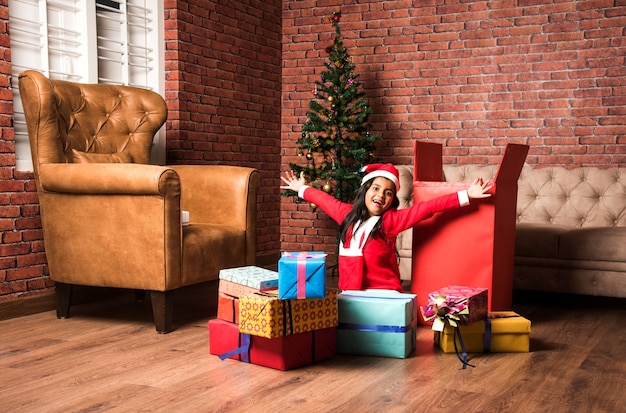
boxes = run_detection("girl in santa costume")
[280,164,493,292]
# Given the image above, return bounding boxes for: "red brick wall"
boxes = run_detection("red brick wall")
[162,0,282,258]
[281,0,626,253]
[1,0,625,301]
[0,0,283,301]
[0,0,52,301]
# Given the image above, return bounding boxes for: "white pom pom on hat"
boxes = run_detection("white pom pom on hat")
[360,163,400,191]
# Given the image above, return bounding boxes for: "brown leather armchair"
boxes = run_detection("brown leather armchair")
[18,70,260,333]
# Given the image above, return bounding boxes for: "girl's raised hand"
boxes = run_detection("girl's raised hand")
[467,177,494,199]
[280,171,307,192]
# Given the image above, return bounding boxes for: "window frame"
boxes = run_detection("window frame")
[9,0,165,172]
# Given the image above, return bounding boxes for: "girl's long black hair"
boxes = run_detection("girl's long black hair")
[339,178,400,244]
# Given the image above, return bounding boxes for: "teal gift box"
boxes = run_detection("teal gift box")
[337,290,417,359]
[278,252,327,300]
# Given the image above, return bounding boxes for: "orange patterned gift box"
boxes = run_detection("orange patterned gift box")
[238,289,338,339]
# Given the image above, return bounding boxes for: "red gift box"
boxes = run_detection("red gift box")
[208,319,336,371]
[217,292,239,324]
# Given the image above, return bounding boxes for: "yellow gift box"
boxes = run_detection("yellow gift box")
[239,289,338,339]
[435,311,531,353]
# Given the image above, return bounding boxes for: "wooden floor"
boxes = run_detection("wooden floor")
[1,280,625,413]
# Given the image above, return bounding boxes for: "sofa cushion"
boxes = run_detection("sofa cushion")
[558,227,626,262]
[515,223,570,258]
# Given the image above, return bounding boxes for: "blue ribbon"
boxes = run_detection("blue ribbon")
[218,330,324,366]
[339,318,415,333]
[231,297,237,323]
[484,319,492,353]
[218,333,251,363]
[482,314,521,353]
[453,326,475,370]
[283,300,294,336]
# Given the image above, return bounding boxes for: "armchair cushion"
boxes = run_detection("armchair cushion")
[71,148,133,163]
[182,224,246,286]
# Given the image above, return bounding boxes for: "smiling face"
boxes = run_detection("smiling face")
[364,177,396,216]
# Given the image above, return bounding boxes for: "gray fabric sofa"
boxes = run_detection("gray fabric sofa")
[396,165,626,298]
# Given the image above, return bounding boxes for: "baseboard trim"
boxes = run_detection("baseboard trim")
[0,291,56,321]
[0,286,127,321]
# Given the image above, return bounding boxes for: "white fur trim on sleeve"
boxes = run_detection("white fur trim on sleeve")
[298,185,310,198]
[458,190,470,206]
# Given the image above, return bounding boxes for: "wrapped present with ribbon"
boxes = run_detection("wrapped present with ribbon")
[337,290,417,359]
[209,319,336,371]
[435,311,531,353]
[218,266,279,298]
[421,285,488,332]
[421,285,488,369]
[238,289,338,339]
[278,251,327,300]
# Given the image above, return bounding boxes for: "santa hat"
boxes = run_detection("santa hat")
[360,163,400,191]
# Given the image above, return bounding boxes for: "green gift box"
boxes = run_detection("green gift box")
[337,290,417,359]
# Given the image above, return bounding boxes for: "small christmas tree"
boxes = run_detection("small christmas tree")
[286,11,378,205]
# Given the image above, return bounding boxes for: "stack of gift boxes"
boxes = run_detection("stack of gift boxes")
[209,253,338,371]
[209,256,531,369]
[420,285,532,367]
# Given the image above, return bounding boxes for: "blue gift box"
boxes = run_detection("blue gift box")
[278,252,327,300]
[337,290,417,359]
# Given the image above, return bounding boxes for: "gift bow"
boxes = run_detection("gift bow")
[422,294,475,369]
[421,294,470,332]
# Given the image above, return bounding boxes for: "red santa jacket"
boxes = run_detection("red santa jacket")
[299,186,468,291]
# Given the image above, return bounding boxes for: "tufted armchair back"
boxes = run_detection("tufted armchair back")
[18,70,167,178]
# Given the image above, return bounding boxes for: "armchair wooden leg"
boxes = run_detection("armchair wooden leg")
[150,290,174,334]
[55,282,73,319]
[134,290,146,301]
